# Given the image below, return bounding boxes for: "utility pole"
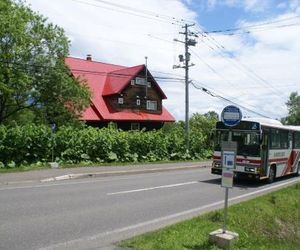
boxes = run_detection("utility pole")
[173,23,197,150]
[145,56,148,98]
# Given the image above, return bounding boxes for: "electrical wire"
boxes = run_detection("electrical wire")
[224,22,300,36]
[194,27,287,100]
[91,0,191,24]
[190,81,272,118]
[205,14,300,34]
[0,59,184,81]
[69,0,185,26]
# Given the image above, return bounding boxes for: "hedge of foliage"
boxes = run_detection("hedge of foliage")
[0,114,216,168]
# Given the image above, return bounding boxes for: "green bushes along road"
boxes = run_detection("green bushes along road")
[0,113,217,168]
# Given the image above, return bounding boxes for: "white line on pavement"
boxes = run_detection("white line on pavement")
[0,168,206,191]
[107,181,199,195]
[40,177,300,250]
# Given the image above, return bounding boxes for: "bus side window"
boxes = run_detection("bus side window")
[280,130,289,149]
[295,132,300,149]
[288,132,293,149]
[271,129,280,149]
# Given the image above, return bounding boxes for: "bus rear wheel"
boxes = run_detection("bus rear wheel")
[268,166,276,183]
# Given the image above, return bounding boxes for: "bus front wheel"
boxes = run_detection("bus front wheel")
[268,166,276,183]
[295,163,300,177]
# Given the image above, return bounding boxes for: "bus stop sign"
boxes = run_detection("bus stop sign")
[221,105,242,127]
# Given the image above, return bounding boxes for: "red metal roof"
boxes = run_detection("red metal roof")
[65,57,175,122]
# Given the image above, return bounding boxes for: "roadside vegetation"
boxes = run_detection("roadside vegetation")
[0,112,217,170]
[121,183,300,250]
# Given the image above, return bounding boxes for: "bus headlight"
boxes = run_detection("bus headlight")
[245,167,255,172]
[214,162,221,168]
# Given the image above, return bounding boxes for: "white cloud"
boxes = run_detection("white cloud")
[204,0,272,12]
[243,0,271,12]
[25,0,300,121]
[289,0,300,10]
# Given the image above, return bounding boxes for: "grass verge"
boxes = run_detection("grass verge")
[120,183,300,250]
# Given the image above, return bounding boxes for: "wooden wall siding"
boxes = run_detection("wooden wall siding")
[107,83,162,114]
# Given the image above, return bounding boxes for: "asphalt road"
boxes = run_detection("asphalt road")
[0,167,299,250]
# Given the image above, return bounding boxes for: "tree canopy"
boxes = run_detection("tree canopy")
[0,0,91,126]
[283,91,300,125]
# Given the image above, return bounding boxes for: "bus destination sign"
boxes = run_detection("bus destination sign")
[221,105,242,127]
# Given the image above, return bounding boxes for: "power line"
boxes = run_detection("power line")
[0,58,287,121]
[195,27,287,100]
[205,14,300,34]
[223,22,300,36]
[191,81,272,119]
[70,0,184,26]
[0,59,185,81]
[91,0,191,24]
[149,44,284,118]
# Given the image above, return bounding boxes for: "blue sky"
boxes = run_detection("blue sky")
[188,0,300,31]
[26,0,300,120]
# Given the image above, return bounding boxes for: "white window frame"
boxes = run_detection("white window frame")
[118,97,124,104]
[136,99,141,106]
[135,77,147,86]
[146,100,157,111]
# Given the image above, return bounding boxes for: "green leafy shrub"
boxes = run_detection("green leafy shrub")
[0,112,216,167]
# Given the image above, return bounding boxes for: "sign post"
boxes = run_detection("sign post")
[220,105,241,233]
[221,142,237,233]
[209,105,241,248]
[49,123,59,169]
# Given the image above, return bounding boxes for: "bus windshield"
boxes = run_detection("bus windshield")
[214,130,261,157]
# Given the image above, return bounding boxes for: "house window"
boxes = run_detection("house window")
[135,77,147,86]
[118,97,124,104]
[146,100,157,111]
[136,99,140,106]
[131,123,140,130]
[131,79,135,85]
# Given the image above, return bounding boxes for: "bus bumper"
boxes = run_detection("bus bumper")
[211,167,260,180]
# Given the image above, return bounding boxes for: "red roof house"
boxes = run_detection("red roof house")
[65,56,175,130]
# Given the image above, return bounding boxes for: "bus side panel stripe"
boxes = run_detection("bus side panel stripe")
[283,151,299,176]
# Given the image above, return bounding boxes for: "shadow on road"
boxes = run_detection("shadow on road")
[200,177,263,189]
[200,174,298,190]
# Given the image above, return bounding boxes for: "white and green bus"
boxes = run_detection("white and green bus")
[211,118,300,182]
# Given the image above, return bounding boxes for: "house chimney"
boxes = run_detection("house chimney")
[86,54,92,61]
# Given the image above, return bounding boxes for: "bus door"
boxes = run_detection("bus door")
[261,130,269,176]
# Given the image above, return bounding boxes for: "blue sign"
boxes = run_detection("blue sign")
[221,105,242,127]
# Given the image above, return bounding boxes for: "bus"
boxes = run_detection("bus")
[211,118,300,183]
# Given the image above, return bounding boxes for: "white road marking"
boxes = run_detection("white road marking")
[107,181,199,195]
[40,177,300,250]
[0,168,205,191]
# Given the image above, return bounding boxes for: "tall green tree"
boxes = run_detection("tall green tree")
[283,92,300,125]
[0,0,91,126]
